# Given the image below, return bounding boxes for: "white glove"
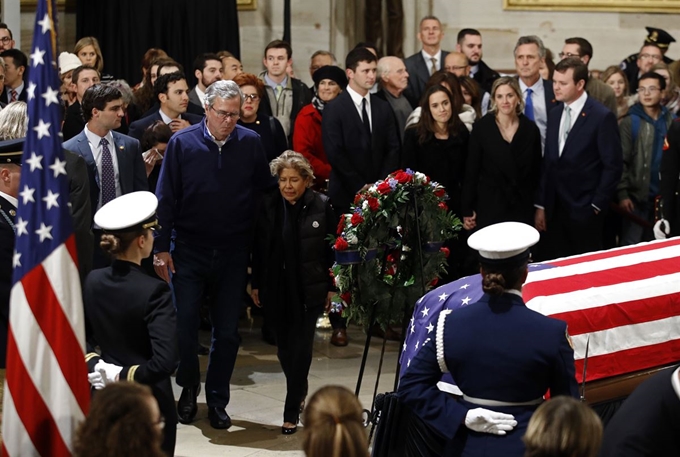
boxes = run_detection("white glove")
[94,360,123,385]
[464,407,517,435]
[653,219,671,240]
[87,371,105,390]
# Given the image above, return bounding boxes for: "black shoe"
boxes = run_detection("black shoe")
[282,424,298,435]
[177,384,201,424]
[208,406,232,429]
[198,344,210,356]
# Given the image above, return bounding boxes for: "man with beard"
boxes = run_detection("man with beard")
[456,28,500,94]
[188,53,223,112]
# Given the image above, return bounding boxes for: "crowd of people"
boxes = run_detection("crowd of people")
[0,14,678,457]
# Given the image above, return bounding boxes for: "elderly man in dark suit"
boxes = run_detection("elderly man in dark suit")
[535,58,622,259]
[63,84,148,268]
[128,72,203,141]
[404,16,448,107]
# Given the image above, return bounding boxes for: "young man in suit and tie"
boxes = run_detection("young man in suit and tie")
[322,47,400,346]
[188,53,222,112]
[514,36,559,152]
[0,49,27,105]
[128,72,203,141]
[404,16,448,107]
[535,58,622,259]
[63,84,148,268]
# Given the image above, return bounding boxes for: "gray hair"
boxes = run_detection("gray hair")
[376,57,393,83]
[514,35,546,59]
[0,101,28,140]
[107,79,134,105]
[204,80,244,107]
[269,150,315,184]
[310,50,337,64]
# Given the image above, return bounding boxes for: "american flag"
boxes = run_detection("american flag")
[401,238,680,388]
[1,0,90,455]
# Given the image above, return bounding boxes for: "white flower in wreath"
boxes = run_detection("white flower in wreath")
[415,171,427,183]
[402,244,411,252]
[346,231,359,245]
[369,185,377,193]
[362,200,369,211]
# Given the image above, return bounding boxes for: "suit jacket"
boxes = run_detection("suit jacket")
[64,150,94,282]
[188,87,202,111]
[0,195,16,368]
[1,85,28,105]
[586,77,618,115]
[127,110,204,141]
[537,95,623,222]
[542,78,559,112]
[404,50,449,106]
[62,101,86,142]
[472,59,500,94]
[599,366,680,457]
[322,90,400,213]
[62,130,148,220]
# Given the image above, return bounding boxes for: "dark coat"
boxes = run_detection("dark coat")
[251,189,335,310]
[322,90,400,213]
[404,50,450,106]
[537,96,623,222]
[64,150,94,281]
[0,195,15,368]
[127,110,204,141]
[661,120,680,236]
[398,292,579,457]
[258,76,313,143]
[1,85,28,105]
[84,260,178,455]
[599,366,680,457]
[472,59,500,94]
[462,113,542,229]
[62,101,86,142]
[237,113,288,162]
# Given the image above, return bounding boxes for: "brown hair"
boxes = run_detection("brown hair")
[490,76,525,115]
[140,48,168,76]
[458,75,482,119]
[523,396,602,457]
[302,386,368,457]
[232,72,266,98]
[73,383,164,457]
[481,263,527,296]
[600,65,629,99]
[415,85,465,144]
[74,36,104,73]
[100,229,147,256]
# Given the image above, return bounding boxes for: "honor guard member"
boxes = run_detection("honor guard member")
[620,27,675,93]
[0,140,21,390]
[398,222,579,457]
[83,191,179,457]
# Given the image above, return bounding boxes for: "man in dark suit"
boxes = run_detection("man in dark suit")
[456,28,499,94]
[62,65,101,141]
[323,47,400,346]
[515,35,559,152]
[0,49,27,104]
[599,366,680,456]
[535,58,622,259]
[187,53,222,112]
[404,16,448,107]
[63,84,148,269]
[128,72,203,141]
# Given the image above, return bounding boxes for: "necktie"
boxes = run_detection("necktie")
[361,98,371,135]
[100,138,116,205]
[275,85,283,100]
[10,89,17,103]
[524,88,534,121]
[561,106,572,144]
[430,57,438,75]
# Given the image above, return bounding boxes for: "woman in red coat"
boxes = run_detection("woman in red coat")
[293,66,347,191]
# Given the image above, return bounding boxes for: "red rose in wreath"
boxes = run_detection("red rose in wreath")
[440,247,450,258]
[351,213,364,226]
[334,237,349,251]
[367,196,380,211]
[438,202,448,211]
[340,291,352,304]
[377,181,392,195]
[394,171,413,184]
[434,188,446,198]
[336,218,345,235]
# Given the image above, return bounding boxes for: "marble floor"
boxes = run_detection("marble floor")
[172,314,401,457]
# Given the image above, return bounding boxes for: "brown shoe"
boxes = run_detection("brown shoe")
[331,328,348,346]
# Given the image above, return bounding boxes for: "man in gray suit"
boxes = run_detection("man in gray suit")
[188,53,223,112]
[404,16,448,107]
[63,84,148,268]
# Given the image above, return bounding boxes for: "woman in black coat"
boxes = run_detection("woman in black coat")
[250,150,336,435]
[84,191,178,456]
[462,77,542,231]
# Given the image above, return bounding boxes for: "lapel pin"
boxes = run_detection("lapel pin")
[581,113,586,117]
[119,145,124,150]
[9,209,15,217]
[312,221,319,228]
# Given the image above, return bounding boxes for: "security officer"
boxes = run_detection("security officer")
[620,27,675,92]
[398,222,579,457]
[83,191,178,457]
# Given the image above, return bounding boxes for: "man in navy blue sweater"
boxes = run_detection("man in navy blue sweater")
[154,80,274,429]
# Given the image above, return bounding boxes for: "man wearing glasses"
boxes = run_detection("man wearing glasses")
[620,27,674,93]
[617,71,674,245]
[154,80,275,430]
[0,24,15,52]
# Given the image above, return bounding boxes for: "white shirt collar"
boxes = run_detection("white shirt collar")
[84,124,114,150]
[158,108,181,124]
[519,77,544,94]
[0,190,17,208]
[347,85,370,107]
[195,86,206,106]
[505,289,523,298]
[564,90,588,113]
[421,48,442,66]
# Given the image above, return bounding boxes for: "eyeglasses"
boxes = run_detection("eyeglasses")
[243,94,259,101]
[558,52,581,59]
[445,65,468,71]
[0,37,11,44]
[639,53,662,61]
[209,106,240,120]
[637,86,661,94]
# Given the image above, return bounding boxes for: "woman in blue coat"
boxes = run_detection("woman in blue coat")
[398,222,579,456]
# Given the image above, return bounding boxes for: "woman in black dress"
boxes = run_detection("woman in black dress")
[84,191,178,456]
[402,84,470,279]
[462,76,542,231]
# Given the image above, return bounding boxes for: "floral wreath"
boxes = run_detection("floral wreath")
[329,169,461,329]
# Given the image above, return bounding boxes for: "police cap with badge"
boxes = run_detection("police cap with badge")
[94,191,160,233]
[0,138,24,166]
[467,222,540,269]
[645,27,675,50]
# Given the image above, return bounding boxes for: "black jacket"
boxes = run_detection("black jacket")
[472,59,500,94]
[258,76,313,143]
[252,189,335,310]
[0,195,15,368]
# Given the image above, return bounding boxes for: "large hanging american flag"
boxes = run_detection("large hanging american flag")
[1,0,90,455]
[401,238,680,388]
